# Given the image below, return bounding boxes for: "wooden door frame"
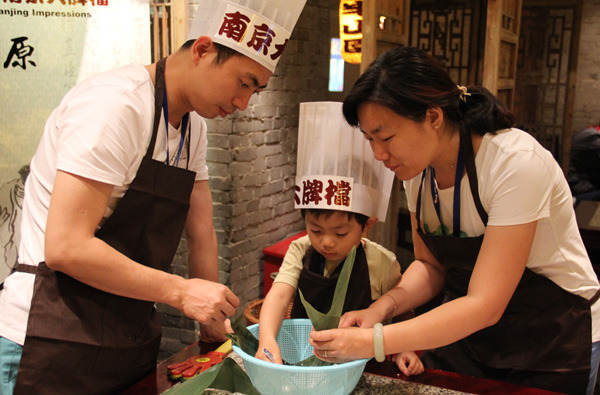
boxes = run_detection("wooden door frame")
[482,0,522,109]
[361,0,410,73]
[150,0,189,61]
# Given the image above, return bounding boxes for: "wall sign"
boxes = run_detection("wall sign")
[0,0,151,281]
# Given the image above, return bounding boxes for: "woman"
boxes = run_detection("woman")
[308,46,600,395]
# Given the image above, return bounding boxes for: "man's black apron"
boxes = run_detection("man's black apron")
[14,57,196,394]
[418,130,599,395]
[291,244,373,318]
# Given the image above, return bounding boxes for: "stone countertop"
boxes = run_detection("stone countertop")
[203,374,470,395]
[353,374,470,394]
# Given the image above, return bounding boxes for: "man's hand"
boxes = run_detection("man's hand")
[198,319,232,343]
[178,279,239,325]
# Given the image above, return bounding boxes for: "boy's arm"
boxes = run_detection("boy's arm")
[256,282,295,363]
[255,235,308,362]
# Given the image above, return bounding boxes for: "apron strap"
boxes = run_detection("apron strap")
[590,288,600,305]
[1,264,37,290]
[145,57,167,159]
[13,263,37,274]
[416,169,427,232]
[460,128,488,225]
[416,129,488,233]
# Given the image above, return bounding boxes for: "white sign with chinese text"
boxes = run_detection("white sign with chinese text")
[0,0,150,281]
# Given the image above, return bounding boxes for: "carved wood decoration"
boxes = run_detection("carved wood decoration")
[513,1,582,171]
[409,0,481,86]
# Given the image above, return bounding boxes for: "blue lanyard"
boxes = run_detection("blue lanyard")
[162,88,188,167]
[429,145,464,237]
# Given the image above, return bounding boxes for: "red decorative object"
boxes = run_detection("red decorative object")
[262,231,307,297]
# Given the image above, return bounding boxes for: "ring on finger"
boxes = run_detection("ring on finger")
[324,350,328,358]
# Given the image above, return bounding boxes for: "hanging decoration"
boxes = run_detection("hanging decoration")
[339,0,362,64]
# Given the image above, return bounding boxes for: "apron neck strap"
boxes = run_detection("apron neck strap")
[145,57,167,159]
[417,129,488,234]
[429,145,465,236]
[460,128,488,225]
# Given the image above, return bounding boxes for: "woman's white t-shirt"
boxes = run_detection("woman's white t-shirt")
[404,128,600,341]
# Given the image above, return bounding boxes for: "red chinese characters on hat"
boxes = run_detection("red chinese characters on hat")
[295,178,353,209]
[215,5,290,67]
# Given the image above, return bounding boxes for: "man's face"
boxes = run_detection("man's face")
[188,48,272,119]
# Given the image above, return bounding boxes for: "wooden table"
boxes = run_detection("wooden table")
[123,341,563,394]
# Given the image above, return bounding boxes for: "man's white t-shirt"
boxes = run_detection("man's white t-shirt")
[404,128,600,341]
[0,64,209,345]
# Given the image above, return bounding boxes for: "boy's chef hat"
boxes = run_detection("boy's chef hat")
[295,102,395,221]
[188,0,307,72]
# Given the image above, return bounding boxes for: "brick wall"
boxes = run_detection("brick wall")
[573,0,600,130]
[157,0,331,359]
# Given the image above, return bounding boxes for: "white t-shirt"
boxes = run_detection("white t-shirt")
[404,128,600,341]
[0,64,209,345]
[274,235,401,301]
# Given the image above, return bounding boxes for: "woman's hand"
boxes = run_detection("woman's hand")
[309,327,372,363]
[339,306,387,329]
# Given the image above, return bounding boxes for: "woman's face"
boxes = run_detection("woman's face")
[357,102,440,181]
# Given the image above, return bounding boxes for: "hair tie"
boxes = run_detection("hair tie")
[457,85,471,103]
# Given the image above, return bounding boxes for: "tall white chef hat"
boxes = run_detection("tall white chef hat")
[295,102,395,221]
[188,0,307,72]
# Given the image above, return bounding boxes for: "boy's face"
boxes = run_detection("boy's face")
[304,211,364,263]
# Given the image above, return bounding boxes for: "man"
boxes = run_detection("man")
[0,0,306,393]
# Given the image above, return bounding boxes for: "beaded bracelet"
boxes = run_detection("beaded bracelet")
[373,323,385,362]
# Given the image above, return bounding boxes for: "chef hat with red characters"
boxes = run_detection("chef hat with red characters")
[295,102,395,221]
[187,0,307,73]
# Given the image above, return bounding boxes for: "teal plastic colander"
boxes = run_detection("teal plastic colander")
[232,318,369,395]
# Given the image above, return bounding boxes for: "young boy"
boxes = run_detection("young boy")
[255,102,424,376]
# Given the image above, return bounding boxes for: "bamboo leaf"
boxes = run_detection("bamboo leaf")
[295,246,357,366]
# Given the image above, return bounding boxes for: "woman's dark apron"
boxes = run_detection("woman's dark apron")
[418,130,599,395]
[291,244,373,318]
[14,57,196,394]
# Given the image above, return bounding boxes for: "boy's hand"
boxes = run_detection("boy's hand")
[393,351,424,376]
[255,340,283,364]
